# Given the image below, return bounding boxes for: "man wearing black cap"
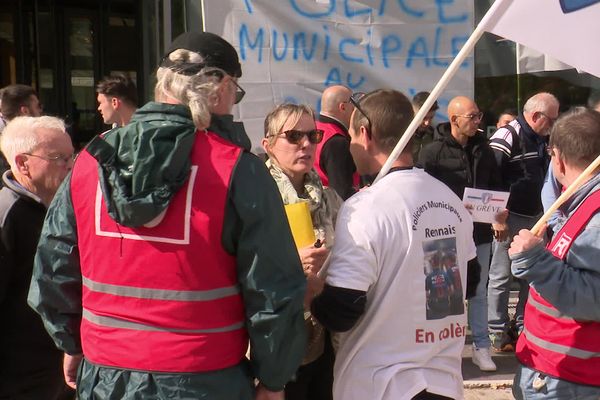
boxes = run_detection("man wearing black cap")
[29,31,306,400]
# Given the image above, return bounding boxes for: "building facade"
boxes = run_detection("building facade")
[0,0,202,147]
[1,0,598,148]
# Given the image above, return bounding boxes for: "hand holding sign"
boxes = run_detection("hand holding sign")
[462,188,510,224]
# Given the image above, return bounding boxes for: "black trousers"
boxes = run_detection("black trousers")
[0,368,74,400]
[413,390,454,400]
[285,332,335,400]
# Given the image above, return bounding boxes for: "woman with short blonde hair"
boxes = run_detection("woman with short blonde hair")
[262,103,342,400]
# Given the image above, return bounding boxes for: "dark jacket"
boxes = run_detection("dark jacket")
[489,116,549,216]
[411,124,436,162]
[28,103,306,399]
[0,172,64,397]
[417,123,502,245]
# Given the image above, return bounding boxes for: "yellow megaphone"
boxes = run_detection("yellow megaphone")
[284,201,316,248]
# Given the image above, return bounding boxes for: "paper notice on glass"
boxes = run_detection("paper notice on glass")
[462,188,510,224]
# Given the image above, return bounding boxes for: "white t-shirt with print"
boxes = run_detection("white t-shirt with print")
[326,168,476,400]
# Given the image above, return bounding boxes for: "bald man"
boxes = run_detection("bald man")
[314,85,359,200]
[418,96,505,372]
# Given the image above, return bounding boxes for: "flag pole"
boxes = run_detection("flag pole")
[373,0,512,184]
[530,154,600,235]
[516,43,522,111]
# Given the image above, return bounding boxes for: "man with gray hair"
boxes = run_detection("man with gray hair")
[0,116,73,398]
[487,92,559,352]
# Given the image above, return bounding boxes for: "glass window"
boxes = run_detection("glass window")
[474,0,600,136]
[0,10,15,85]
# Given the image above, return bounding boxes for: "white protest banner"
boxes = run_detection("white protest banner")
[202,0,474,152]
[462,188,509,224]
[484,0,600,78]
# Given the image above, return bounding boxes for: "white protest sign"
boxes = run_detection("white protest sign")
[202,0,474,152]
[462,188,510,224]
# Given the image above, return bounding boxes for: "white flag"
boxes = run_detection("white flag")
[517,44,573,74]
[483,0,600,78]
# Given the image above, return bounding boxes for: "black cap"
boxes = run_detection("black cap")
[161,31,242,78]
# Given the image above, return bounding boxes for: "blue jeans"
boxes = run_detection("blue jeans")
[487,212,539,333]
[468,242,491,348]
[513,364,600,400]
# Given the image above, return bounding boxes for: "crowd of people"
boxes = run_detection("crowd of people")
[1,30,600,400]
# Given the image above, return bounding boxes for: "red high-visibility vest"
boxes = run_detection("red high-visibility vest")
[70,130,247,373]
[314,119,359,188]
[517,189,600,386]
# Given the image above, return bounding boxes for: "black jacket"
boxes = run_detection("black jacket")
[489,116,549,216]
[0,171,63,395]
[417,123,502,245]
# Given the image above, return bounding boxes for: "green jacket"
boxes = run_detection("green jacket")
[28,102,307,399]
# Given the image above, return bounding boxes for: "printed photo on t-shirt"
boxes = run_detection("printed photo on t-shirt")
[423,237,464,320]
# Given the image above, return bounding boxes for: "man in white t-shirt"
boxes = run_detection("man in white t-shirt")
[311,89,477,400]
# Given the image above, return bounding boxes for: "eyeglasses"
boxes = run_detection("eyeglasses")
[344,92,366,105]
[455,112,483,121]
[546,146,556,157]
[539,111,558,125]
[349,92,372,138]
[23,152,75,166]
[270,129,324,145]
[203,69,246,104]
[230,79,246,104]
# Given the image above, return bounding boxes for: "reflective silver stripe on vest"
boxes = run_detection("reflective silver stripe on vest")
[82,308,244,333]
[528,294,574,321]
[524,327,600,359]
[82,276,240,301]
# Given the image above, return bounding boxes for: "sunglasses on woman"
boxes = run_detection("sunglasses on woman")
[271,129,324,144]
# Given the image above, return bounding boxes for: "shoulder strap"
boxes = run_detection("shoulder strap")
[547,189,600,259]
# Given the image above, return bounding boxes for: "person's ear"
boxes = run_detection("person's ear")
[450,114,458,125]
[358,125,373,153]
[14,153,30,176]
[215,77,231,106]
[260,137,271,154]
[111,97,119,109]
[554,149,567,177]
[19,105,31,116]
